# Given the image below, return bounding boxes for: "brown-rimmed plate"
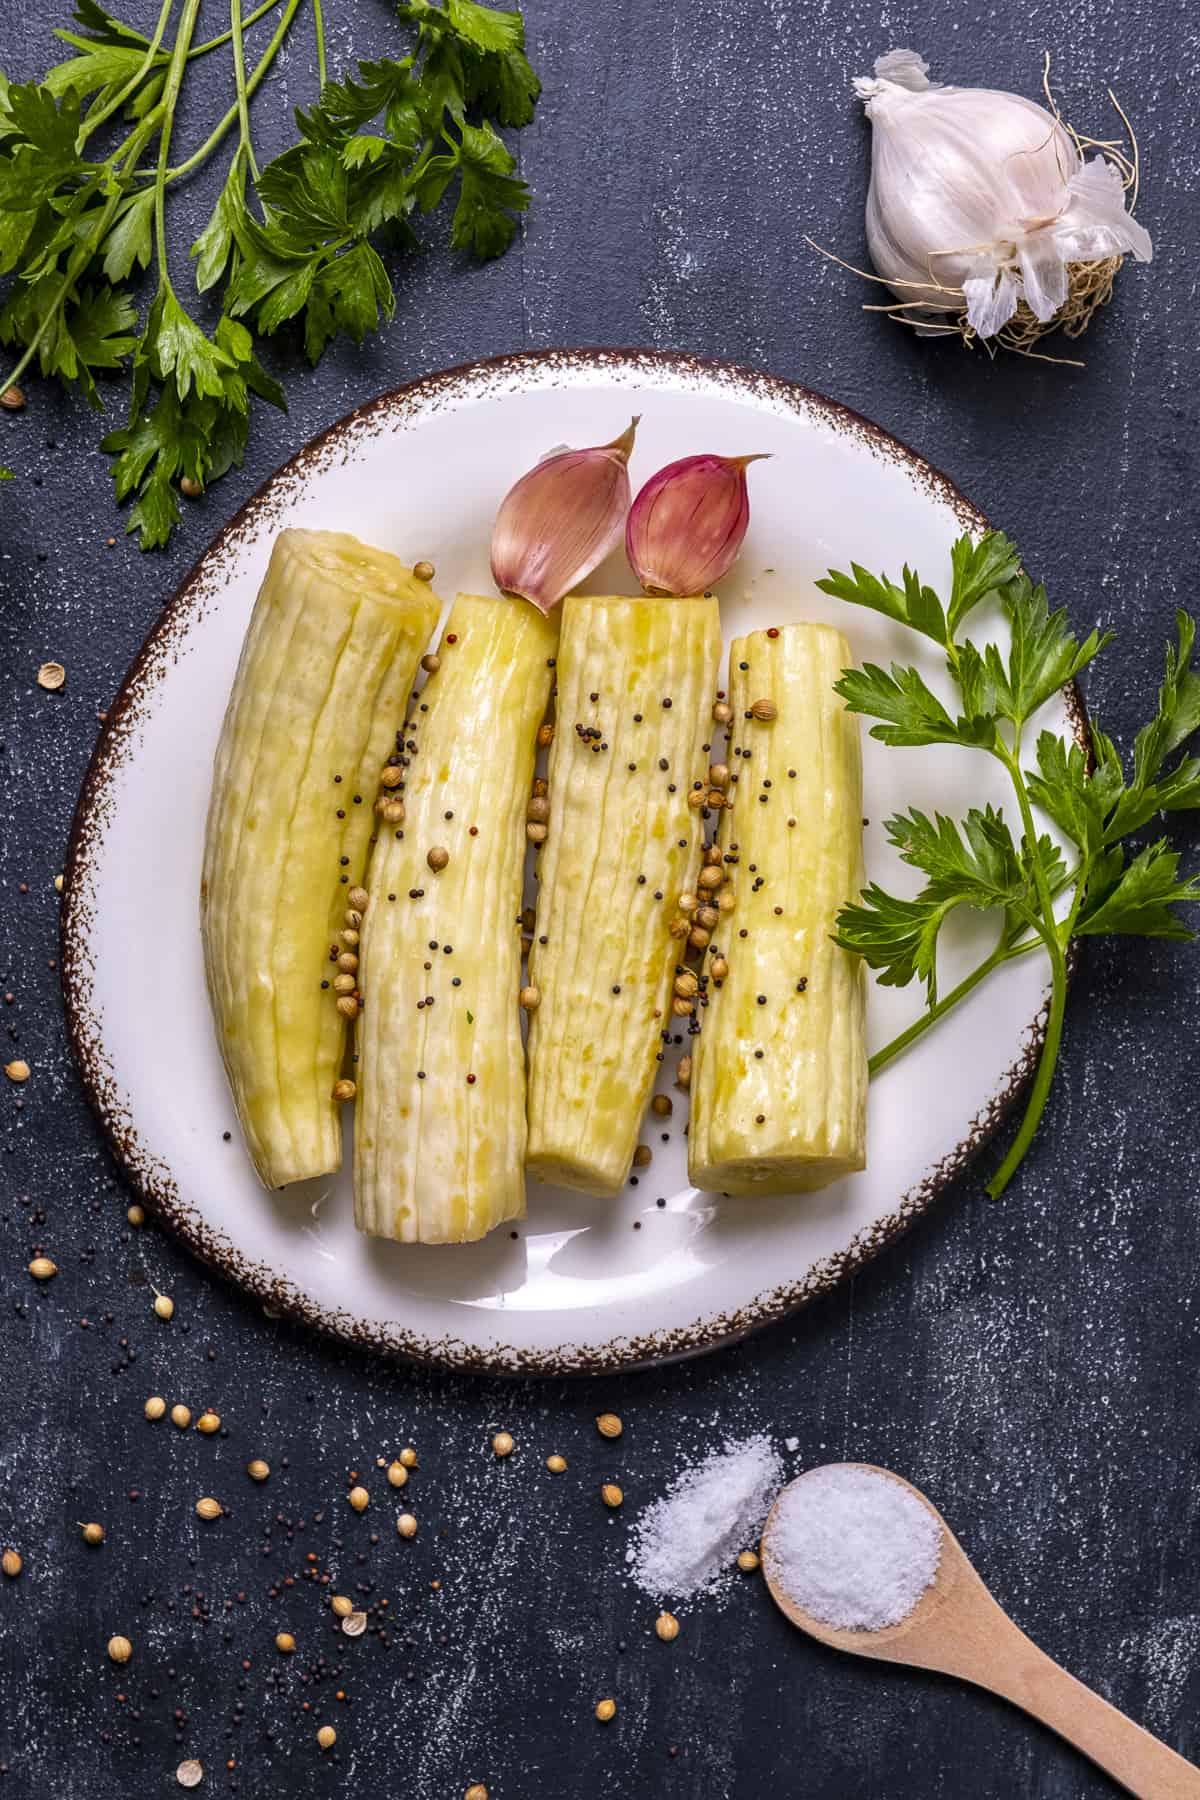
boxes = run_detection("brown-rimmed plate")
[61,348,1067,1376]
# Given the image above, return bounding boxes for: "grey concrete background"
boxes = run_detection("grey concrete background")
[2,1,1197,1796]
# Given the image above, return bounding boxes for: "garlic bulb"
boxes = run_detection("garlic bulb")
[855,49,1152,343]
[491,419,638,614]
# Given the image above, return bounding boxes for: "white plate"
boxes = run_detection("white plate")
[62,350,1068,1375]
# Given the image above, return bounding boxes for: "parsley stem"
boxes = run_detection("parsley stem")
[188,0,284,57]
[76,0,176,150]
[313,0,328,91]
[162,0,302,184]
[230,0,260,181]
[867,933,1041,1079]
[153,0,204,275]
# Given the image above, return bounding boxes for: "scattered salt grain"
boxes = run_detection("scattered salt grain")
[763,1464,941,1631]
[627,1434,782,1602]
[784,1437,799,1452]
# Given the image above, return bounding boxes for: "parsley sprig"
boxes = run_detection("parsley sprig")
[0,0,540,545]
[818,532,1200,1197]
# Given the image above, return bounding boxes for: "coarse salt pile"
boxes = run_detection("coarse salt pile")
[627,1434,782,1602]
[764,1465,942,1631]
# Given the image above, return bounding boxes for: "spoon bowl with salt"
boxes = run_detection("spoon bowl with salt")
[761,1463,1200,1800]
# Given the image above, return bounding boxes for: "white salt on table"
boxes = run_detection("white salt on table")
[627,1434,782,1602]
[764,1464,942,1630]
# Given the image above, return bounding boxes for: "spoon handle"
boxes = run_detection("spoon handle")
[982,1621,1200,1799]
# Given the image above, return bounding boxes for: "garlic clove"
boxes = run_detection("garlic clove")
[626,453,768,599]
[490,418,638,614]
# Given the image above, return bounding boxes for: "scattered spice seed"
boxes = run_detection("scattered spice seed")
[421,652,440,673]
[179,475,203,498]
[655,1612,680,1642]
[427,846,449,872]
[595,1699,617,1723]
[396,1514,417,1539]
[465,1787,489,1800]
[651,1095,673,1118]
[5,1059,30,1083]
[491,1432,514,1458]
[414,560,435,582]
[0,382,26,410]
[601,1483,624,1509]
[330,1594,354,1617]
[737,1549,761,1572]
[519,984,541,1011]
[537,722,555,747]
[36,660,66,691]
[176,1761,204,1789]
[126,1204,145,1226]
[546,1455,567,1474]
[712,700,732,724]
[347,885,369,910]
[596,1413,623,1439]
[317,1726,337,1751]
[28,1256,56,1281]
[386,1461,408,1489]
[170,1405,192,1429]
[107,1635,132,1664]
[153,1293,175,1320]
[750,698,777,721]
[633,1144,652,1168]
[196,1411,220,1435]
[275,1632,296,1654]
[348,1486,369,1512]
[1,1549,22,1578]
[247,1459,270,1482]
[81,1522,104,1545]
[710,957,729,982]
[336,996,359,1019]
[675,1056,692,1089]
[526,822,548,844]
[144,1396,167,1421]
[399,1446,418,1468]
[195,1497,222,1521]
[332,1078,356,1101]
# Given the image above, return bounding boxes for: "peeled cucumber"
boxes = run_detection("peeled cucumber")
[688,623,868,1195]
[355,594,558,1243]
[525,593,722,1194]
[201,528,440,1188]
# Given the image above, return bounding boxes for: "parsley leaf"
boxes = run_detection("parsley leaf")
[1076,842,1200,939]
[835,662,996,751]
[982,576,1111,728]
[946,529,1022,635]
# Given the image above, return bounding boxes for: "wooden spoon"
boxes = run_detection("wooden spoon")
[761,1463,1200,1799]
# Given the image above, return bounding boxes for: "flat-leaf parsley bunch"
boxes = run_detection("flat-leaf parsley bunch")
[819,532,1200,1196]
[0,0,540,545]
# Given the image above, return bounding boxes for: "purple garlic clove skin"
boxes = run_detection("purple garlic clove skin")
[626,453,768,597]
[490,418,639,614]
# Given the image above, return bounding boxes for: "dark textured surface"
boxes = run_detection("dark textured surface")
[2,3,1198,1797]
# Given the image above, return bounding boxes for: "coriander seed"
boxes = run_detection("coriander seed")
[414,560,435,582]
[421,652,440,673]
[396,1513,418,1539]
[153,1293,175,1320]
[317,1725,337,1750]
[633,1144,652,1167]
[107,1634,133,1663]
[347,1486,369,1512]
[171,1404,191,1430]
[5,1060,30,1083]
[519,985,541,1011]
[126,1204,146,1226]
[332,1078,356,1101]
[195,1497,222,1521]
[651,1094,672,1117]
[546,1454,567,1474]
[342,1610,368,1637]
[386,1460,408,1489]
[737,1549,760,1572]
[427,845,449,872]
[1,1549,22,1578]
[595,1413,622,1439]
[465,1786,489,1800]
[144,1396,167,1421]
[176,1760,204,1789]
[37,661,66,692]
[655,1612,680,1642]
[331,1594,353,1617]
[275,1632,296,1654]
[491,1431,514,1458]
[247,1459,270,1482]
[196,1410,220,1435]
[750,697,777,721]
[595,1698,616,1723]
[399,1447,418,1468]
[28,1256,56,1281]
[81,1522,105,1546]
[601,1482,623,1509]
